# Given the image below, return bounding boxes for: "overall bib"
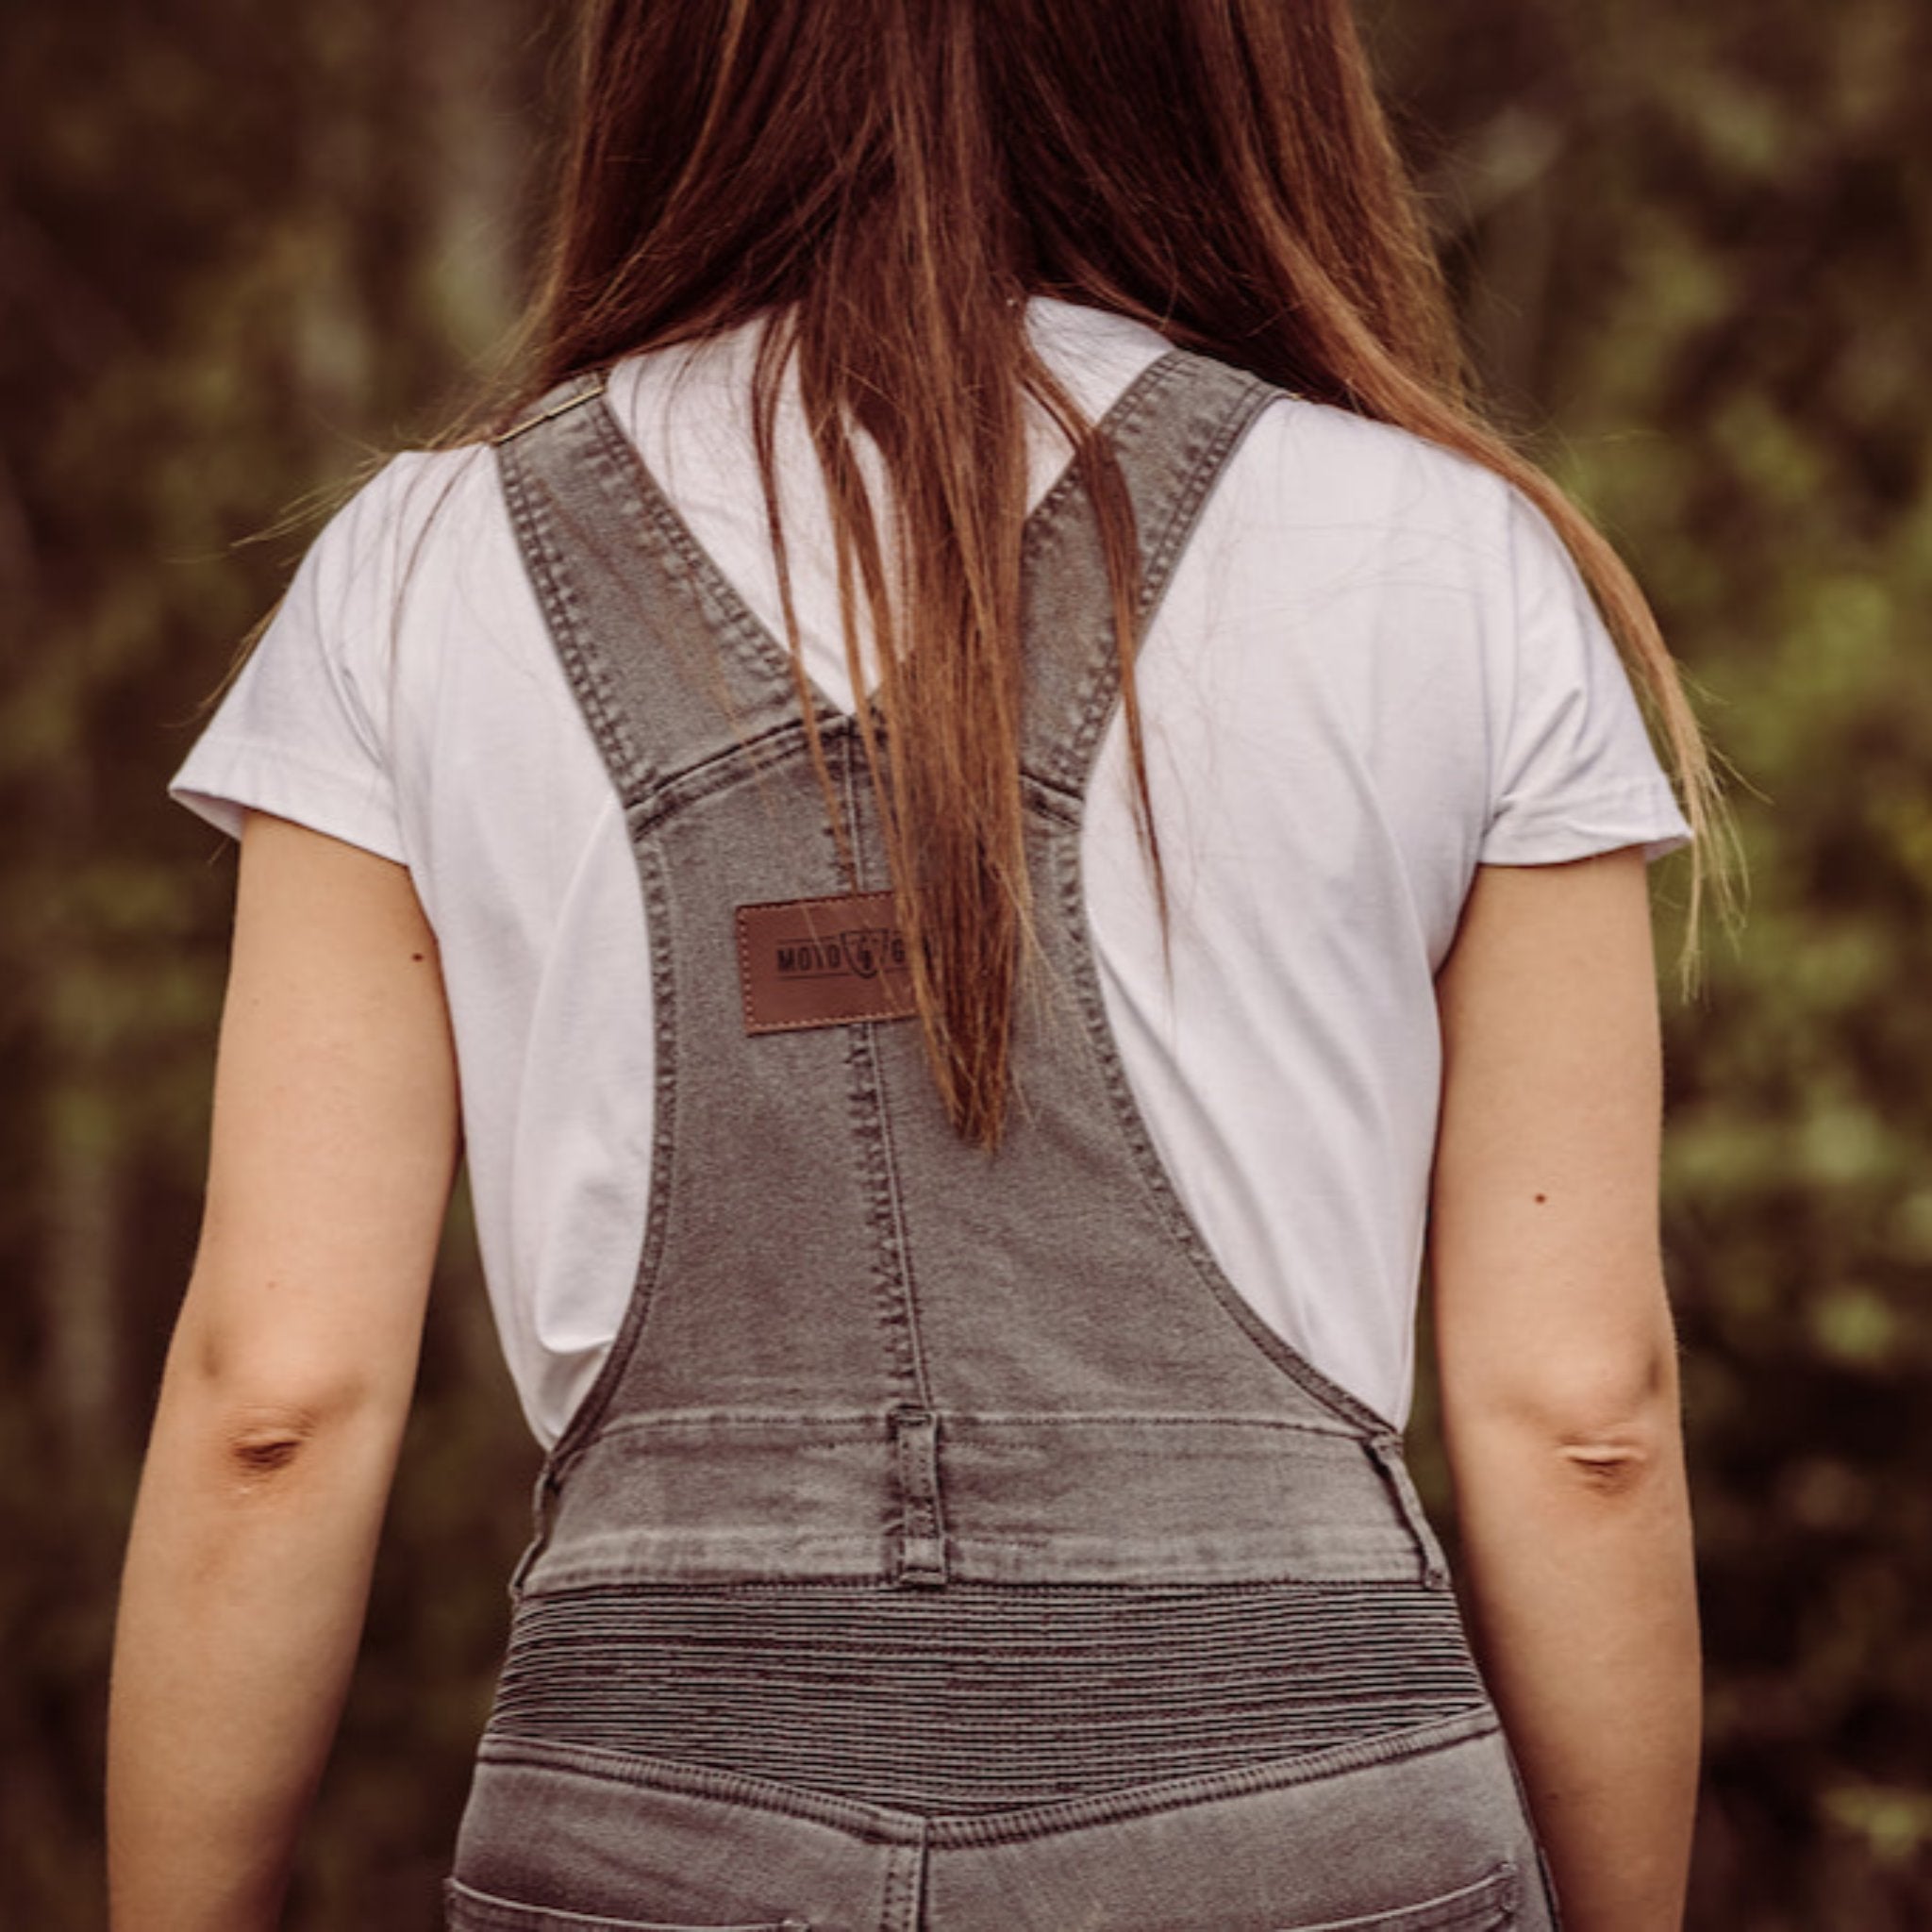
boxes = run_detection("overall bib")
[451,349,1558,1932]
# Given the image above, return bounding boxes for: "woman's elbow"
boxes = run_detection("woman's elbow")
[161,1314,408,1499]
[1448,1324,1687,1507]
[1549,1414,1678,1502]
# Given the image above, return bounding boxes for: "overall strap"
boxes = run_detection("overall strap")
[493,350,1280,813]
[495,370,824,811]
[494,347,1434,1598]
[1019,349,1278,796]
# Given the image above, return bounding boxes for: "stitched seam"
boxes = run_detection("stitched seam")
[924,1708,1506,1847]
[826,740,929,1416]
[495,432,680,1495]
[1011,358,1395,1440]
[477,1735,928,1841]
[1257,1867,1521,1932]
[880,1834,925,1932]
[746,1004,918,1034]
[499,439,649,802]
[581,1407,1360,1438]
[1019,352,1192,565]
[870,1042,934,1415]
[938,1532,1417,1554]
[1047,820,1392,1437]
[1057,368,1274,791]
[628,715,820,812]
[848,1006,924,1398]
[541,839,681,1479]
[585,393,841,724]
[473,1707,1507,1849]
[736,904,761,1036]
[737,887,904,918]
[1018,357,1251,797]
[627,723,840,835]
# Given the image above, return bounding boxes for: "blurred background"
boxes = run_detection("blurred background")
[3,1,1928,1925]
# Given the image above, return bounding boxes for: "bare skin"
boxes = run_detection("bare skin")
[1431,847,1701,1929]
[108,818,1697,1929]
[108,813,459,1932]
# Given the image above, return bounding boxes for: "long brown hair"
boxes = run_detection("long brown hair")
[506,0,1726,1144]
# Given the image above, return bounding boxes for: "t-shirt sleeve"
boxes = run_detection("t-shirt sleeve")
[168,457,430,864]
[1477,490,1692,866]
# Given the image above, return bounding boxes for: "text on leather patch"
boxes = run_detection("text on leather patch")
[736,891,918,1034]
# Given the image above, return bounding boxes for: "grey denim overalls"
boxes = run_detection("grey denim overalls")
[449,348,1559,1932]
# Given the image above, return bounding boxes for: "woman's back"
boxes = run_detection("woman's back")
[173,298,1687,1443]
[109,4,1707,1924]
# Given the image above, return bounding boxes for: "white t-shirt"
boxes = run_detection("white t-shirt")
[172,299,1690,1445]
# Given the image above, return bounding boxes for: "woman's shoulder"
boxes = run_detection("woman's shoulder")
[258,439,532,697]
[1231,381,1519,551]
[307,440,508,589]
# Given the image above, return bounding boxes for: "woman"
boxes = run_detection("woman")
[108,2,1711,1927]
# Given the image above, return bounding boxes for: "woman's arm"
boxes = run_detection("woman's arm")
[108,812,461,1932]
[1429,848,1700,1932]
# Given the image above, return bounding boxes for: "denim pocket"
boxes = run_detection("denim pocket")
[444,1876,809,1932]
[1274,1861,1518,1931]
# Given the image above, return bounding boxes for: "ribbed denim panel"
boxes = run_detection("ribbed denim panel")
[484,1584,1491,1815]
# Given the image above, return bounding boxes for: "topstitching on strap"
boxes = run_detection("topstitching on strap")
[1017,351,1278,797]
[494,348,1273,813]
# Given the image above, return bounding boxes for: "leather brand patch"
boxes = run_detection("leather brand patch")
[736,891,918,1035]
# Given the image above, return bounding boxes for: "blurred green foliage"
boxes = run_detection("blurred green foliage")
[1381,4,1932,1923]
[2,1,1927,1926]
